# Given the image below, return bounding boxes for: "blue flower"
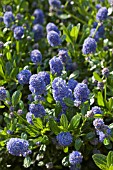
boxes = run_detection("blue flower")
[90,28,100,42]
[56,132,73,146]
[32,24,43,41]
[102,68,109,77]
[96,7,108,21]
[33,9,44,24]
[37,72,50,85]
[7,138,30,157]
[13,26,24,40]
[52,77,73,107]
[74,83,90,104]
[49,56,63,76]
[17,69,31,85]
[30,49,42,64]
[48,0,61,8]
[3,11,14,27]
[68,79,78,91]
[0,87,7,101]
[0,41,4,49]
[93,118,104,130]
[29,103,46,117]
[82,37,97,55]
[58,49,69,64]
[46,22,60,34]
[92,106,102,114]
[26,112,33,124]
[29,74,46,95]
[96,4,102,10]
[47,31,61,47]
[69,151,83,165]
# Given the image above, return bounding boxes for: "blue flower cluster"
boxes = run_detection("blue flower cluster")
[69,151,83,165]
[37,71,50,85]
[93,118,111,142]
[17,69,31,85]
[29,74,46,95]
[92,106,102,114]
[82,37,97,55]
[3,11,14,27]
[29,103,45,117]
[33,9,44,25]
[47,31,61,47]
[48,0,61,9]
[30,49,42,64]
[68,79,78,91]
[74,83,90,106]
[96,7,108,21]
[32,24,43,41]
[13,26,24,40]
[0,87,7,101]
[56,132,73,146]
[7,138,30,157]
[49,56,63,76]
[52,77,73,106]
[82,6,108,55]
[46,22,60,34]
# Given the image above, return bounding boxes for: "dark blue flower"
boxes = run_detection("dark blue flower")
[0,87,7,101]
[13,26,24,40]
[58,49,69,64]
[47,31,61,47]
[7,138,30,157]
[68,79,78,91]
[29,103,46,117]
[48,0,61,8]
[49,56,63,76]
[56,132,73,146]
[30,49,42,64]
[82,37,97,55]
[96,7,108,21]
[69,151,83,165]
[90,28,100,42]
[33,9,44,25]
[32,24,43,41]
[17,69,31,85]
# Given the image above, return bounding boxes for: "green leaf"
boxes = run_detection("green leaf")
[63,26,72,43]
[93,72,102,82]
[109,165,113,170]
[49,118,60,135]
[107,151,113,168]
[69,70,79,79]
[63,98,74,107]
[63,147,68,153]
[70,23,80,41]
[60,114,68,130]
[23,156,31,168]
[97,92,105,107]
[68,115,81,130]
[75,138,83,150]
[21,133,27,140]
[12,90,22,106]
[104,138,110,146]
[33,118,43,129]
[55,102,62,117]
[0,64,5,79]
[92,154,107,170]
[0,105,5,108]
